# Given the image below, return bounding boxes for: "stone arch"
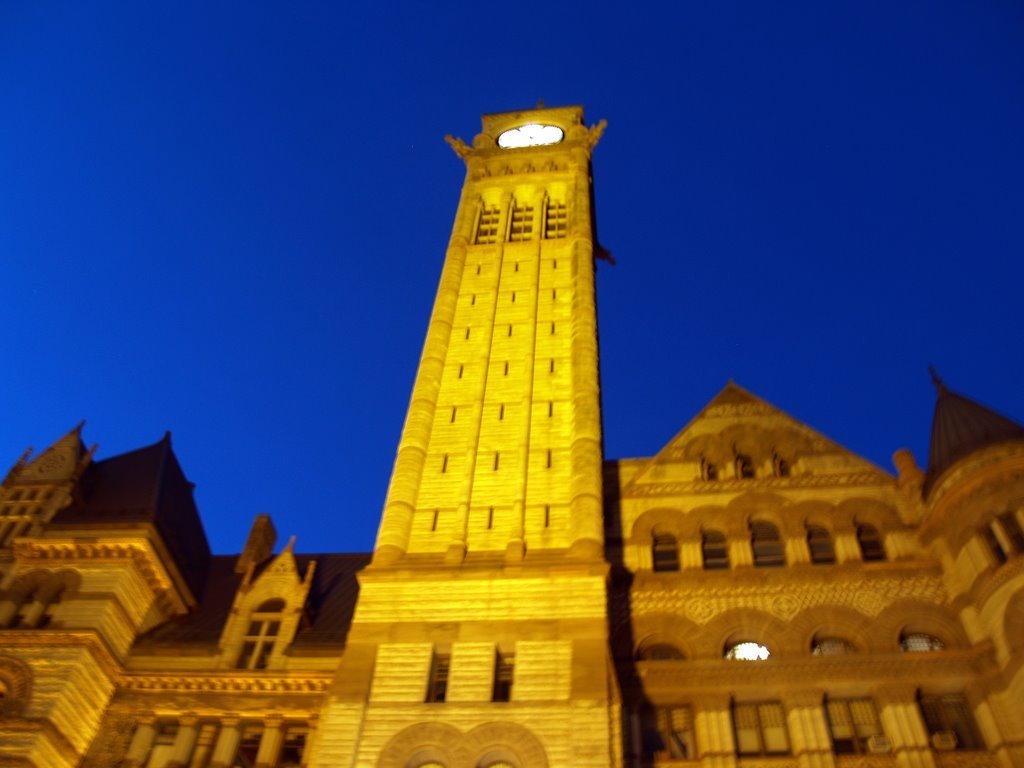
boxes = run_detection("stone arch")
[632,615,704,660]
[873,600,968,651]
[464,722,547,768]
[1001,587,1024,655]
[377,723,463,768]
[702,608,797,657]
[0,655,32,716]
[787,605,874,653]
[791,500,841,534]
[689,505,731,537]
[630,507,686,543]
[837,498,902,531]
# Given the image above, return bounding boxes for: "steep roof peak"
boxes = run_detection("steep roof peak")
[924,375,1024,497]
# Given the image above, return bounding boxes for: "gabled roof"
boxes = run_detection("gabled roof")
[51,433,211,597]
[924,373,1024,497]
[133,551,370,649]
[16,421,91,483]
[621,381,887,495]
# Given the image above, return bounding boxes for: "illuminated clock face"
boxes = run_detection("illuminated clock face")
[496,123,564,149]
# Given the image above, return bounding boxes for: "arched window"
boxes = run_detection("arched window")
[857,525,885,562]
[807,526,835,564]
[751,521,785,567]
[773,453,791,477]
[725,642,771,661]
[736,454,755,479]
[236,598,285,670]
[811,637,856,656]
[652,533,680,572]
[701,457,718,481]
[900,632,945,653]
[702,529,729,570]
[638,643,685,661]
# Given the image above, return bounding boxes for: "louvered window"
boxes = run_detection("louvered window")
[544,200,567,238]
[475,205,500,244]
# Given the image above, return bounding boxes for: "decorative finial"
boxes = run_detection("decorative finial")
[537,99,545,108]
[444,135,471,159]
[928,365,947,393]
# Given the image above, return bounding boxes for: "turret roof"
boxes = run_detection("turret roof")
[924,372,1024,497]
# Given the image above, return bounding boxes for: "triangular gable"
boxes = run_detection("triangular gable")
[622,381,889,494]
[19,422,92,483]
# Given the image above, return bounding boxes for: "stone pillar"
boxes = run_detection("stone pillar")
[167,717,200,768]
[255,718,285,768]
[188,723,218,767]
[209,719,242,768]
[875,686,936,768]
[123,718,158,768]
[786,535,812,565]
[784,692,833,768]
[680,540,703,570]
[833,525,861,564]
[694,694,737,768]
[729,538,753,568]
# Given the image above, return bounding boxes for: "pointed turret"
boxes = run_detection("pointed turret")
[15,420,92,483]
[924,369,1024,497]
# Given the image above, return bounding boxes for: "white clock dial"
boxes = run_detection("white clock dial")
[496,123,564,149]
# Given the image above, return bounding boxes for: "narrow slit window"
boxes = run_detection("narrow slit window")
[550,321,556,334]
[441,454,449,473]
[548,401,553,417]
[450,407,457,423]
[514,260,520,271]
[511,291,516,303]
[487,507,494,529]
[552,288,557,300]
[431,509,439,532]
[508,324,513,337]
[544,505,550,528]
[458,364,464,379]
[471,294,476,305]
[426,653,450,702]
[499,404,505,420]
[553,258,558,269]
[504,361,509,375]
[549,358,555,373]
[545,200,568,239]
[493,452,500,471]
[465,327,471,340]
[476,264,481,274]
[546,449,552,468]
[475,205,500,244]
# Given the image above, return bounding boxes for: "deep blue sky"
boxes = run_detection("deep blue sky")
[2,2,1022,555]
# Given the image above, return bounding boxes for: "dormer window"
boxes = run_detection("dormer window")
[236,598,285,670]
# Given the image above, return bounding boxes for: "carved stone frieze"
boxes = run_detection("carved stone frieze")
[623,472,891,498]
[118,673,331,694]
[631,572,946,621]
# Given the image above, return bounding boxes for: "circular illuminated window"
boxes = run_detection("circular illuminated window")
[724,641,771,661]
[496,123,564,149]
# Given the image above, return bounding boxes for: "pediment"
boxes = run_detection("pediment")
[622,382,889,494]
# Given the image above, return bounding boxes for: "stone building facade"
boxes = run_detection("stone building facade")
[0,105,1021,767]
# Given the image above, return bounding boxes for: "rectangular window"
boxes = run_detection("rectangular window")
[492,652,514,702]
[475,205,500,244]
[733,701,789,756]
[509,201,534,241]
[641,706,695,759]
[919,693,982,750]
[826,698,883,754]
[426,654,450,703]
[545,200,567,239]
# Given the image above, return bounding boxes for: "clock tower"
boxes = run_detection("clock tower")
[315,106,619,767]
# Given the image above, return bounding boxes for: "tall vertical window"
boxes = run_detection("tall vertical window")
[997,511,1024,553]
[918,693,982,750]
[475,205,500,244]
[825,698,883,754]
[652,533,679,572]
[236,598,285,670]
[642,706,695,759]
[492,652,514,702]
[807,526,835,564]
[735,454,755,478]
[702,529,729,570]
[508,200,534,241]
[857,524,886,562]
[544,200,567,238]
[426,653,450,703]
[751,521,785,567]
[732,701,789,756]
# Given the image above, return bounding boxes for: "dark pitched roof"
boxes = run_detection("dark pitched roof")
[924,377,1024,497]
[51,434,212,598]
[133,551,370,649]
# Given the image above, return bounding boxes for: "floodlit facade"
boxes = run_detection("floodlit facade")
[1,105,1022,768]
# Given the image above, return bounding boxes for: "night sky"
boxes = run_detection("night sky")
[2,2,1022,555]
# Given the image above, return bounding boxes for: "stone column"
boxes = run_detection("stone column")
[123,717,158,768]
[209,718,242,768]
[255,718,285,768]
[729,538,753,568]
[166,717,200,768]
[875,686,936,768]
[784,692,833,768]
[833,524,861,564]
[680,540,703,570]
[188,723,218,767]
[694,694,737,768]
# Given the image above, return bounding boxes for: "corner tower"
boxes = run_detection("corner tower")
[375,105,608,565]
[315,107,618,768]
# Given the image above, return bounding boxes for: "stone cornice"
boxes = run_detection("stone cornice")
[621,472,891,499]
[0,630,122,679]
[118,671,332,694]
[12,538,188,615]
